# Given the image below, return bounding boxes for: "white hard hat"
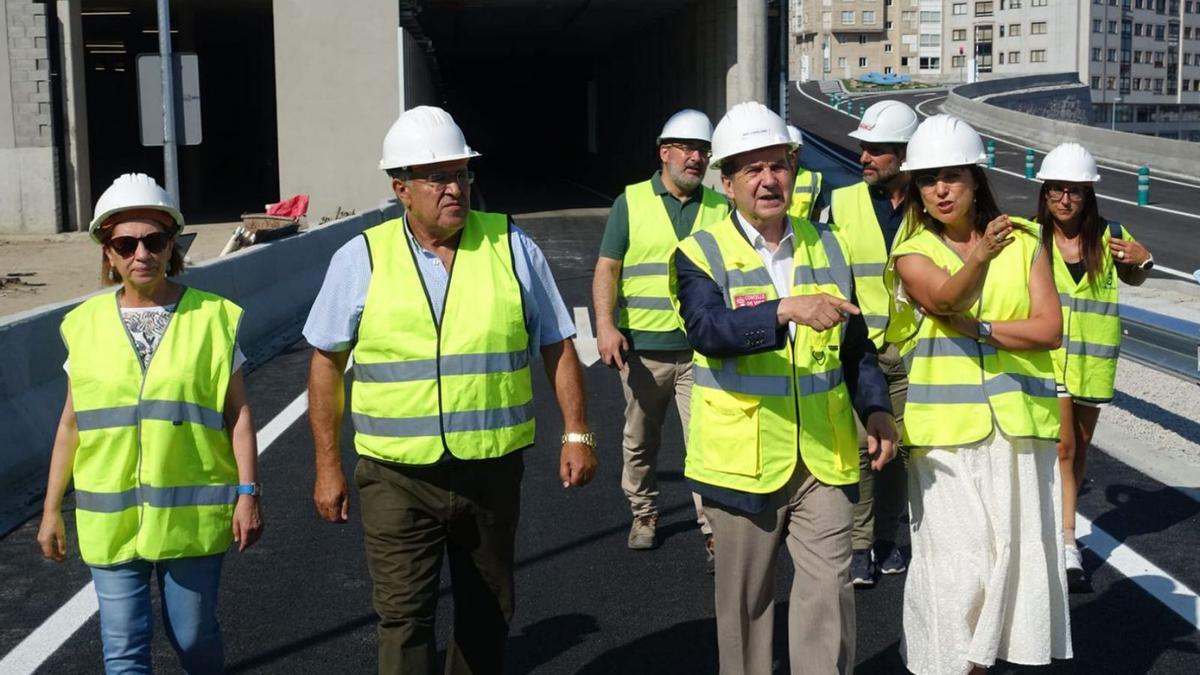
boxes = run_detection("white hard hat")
[786,125,804,147]
[710,101,796,167]
[89,173,184,243]
[379,105,481,171]
[657,108,714,144]
[1036,142,1101,183]
[848,100,919,144]
[899,114,988,172]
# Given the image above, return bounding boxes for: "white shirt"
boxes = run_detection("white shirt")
[734,211,796,338]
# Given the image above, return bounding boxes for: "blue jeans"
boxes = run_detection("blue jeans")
[89,555,225,674]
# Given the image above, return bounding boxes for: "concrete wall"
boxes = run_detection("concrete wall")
[0,0,58,233]
[273,0,400,223]
[0,200,402,536]
[945,79,1200,180]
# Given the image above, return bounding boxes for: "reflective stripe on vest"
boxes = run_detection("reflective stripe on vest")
[619,179,730,332]
[351,212,535,464]
[61,288,241,567]
[830,181,914,349]
[890,219,1059,447]
[1050,222,1125,403]
[788,170,823,221]
[675,215,859,492]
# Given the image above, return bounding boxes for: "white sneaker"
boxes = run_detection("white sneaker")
[1064,544,1083,572]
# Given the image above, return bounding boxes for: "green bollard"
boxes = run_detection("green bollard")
[857,103,866,117]
[1024,149,1035,179]
[986,140,995,168]
[1137,167,1150,206]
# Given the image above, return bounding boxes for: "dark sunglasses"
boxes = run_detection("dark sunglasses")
[106,232,172,257]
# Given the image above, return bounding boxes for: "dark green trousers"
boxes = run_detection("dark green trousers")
[355,452,524,675]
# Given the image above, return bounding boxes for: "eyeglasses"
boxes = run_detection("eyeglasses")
[1045,185,1087,202]
[664,142,712,159]
[106,232,172,257]
[913,168,967,190]
[407,169,474,187]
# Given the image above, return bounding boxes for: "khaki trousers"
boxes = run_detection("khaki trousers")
[356,453,524,675]
[705,464,856,675]
[851,343,910,551]
[619,350,709,535]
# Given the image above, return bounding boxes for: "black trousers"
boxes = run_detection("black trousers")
[355,452,524,675]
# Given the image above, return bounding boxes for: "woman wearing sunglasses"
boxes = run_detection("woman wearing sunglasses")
[1034,143,1153,594]
[37,173,262,674]
[888,116,1070,674]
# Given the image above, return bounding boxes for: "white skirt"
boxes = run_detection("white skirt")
[900,428,1072,675]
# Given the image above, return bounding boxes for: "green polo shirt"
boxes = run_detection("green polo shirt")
[599,170,711,352]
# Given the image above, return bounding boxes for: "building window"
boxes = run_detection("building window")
[1091,76,1101,89]
[859,57,869,67]
[1031,22,1046,34]
[977,25,994,41]
[838,56,847,67]
[1108,48,1117,61]
[1108,21,1117,34]
[885,66,894,74]
[919,56,941,69]
[952,55,966,67]
[952,3,967,15]
[1009,0,1022,6]
[884,43,893,52]
[901,56,909,67]
[999,52,1005,64]
[886,21,893,29]
[1133,77,1142,90]
[1106,76,1116,90]
[976,1,994,16]
[859,34,868,44]
[1031,0,1047,5]
[1031,49,1047,62]
[1009,24,1021,36]
[842,11,855,24]
[953,29,967,41]
[1092,19,1102,32]
[1134,23,1143,36]
[1009,51,1020,63]
[920,33,941,47]
[864,11,876,23]
[921,11,941,22]
[1092,47,1102,60]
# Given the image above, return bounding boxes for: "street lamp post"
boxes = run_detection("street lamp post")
[1110,96,1122,131]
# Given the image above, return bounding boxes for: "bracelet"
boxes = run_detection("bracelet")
[561,432,596,448]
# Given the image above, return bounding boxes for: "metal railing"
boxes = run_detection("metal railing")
[1121,305,1200,385]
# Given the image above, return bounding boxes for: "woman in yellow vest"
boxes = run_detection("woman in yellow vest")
[36,173,263,674]
[1034,142,1153,593]
[890,116,1070,675]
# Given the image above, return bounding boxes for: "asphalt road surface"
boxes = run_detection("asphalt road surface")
[2,166,1198,672]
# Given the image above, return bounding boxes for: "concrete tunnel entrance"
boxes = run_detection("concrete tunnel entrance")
[406,0,788,212]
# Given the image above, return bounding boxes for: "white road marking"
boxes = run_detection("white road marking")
[0,379,318,674]
[1077,512,1200,630]
[573,306,601,367]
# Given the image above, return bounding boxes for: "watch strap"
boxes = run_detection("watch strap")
[237,482,262,497]
[561,432,595,448]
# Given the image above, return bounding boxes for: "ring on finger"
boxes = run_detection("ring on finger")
[1117,250,1126,260]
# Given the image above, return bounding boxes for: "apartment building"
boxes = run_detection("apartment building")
[1087,0,1200,106]
[791,0,922,81]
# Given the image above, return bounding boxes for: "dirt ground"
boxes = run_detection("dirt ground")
[0,221,242,319]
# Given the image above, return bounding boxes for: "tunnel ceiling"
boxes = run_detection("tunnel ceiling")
[413,0,700,59]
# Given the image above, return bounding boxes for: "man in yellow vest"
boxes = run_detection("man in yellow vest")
[592,109,729,567]
[672,101,898,674]
[786,124,825,222]
[304,106,598,675]
[821,99,919,588]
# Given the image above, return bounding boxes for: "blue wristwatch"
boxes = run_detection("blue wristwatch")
[236,482,262,497]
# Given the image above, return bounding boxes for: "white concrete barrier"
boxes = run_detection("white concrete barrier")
[0,201,403,535]
[943,84,1200,181]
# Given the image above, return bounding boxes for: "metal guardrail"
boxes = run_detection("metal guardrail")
[1121,305,1200,385]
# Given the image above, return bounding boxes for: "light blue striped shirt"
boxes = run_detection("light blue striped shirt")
[303,215,576,354]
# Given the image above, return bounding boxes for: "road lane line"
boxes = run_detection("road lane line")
[0,385,313,674]
[1077,512,1200,630]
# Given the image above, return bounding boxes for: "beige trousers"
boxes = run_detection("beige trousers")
[619,350,709,535]
[851,342,910,550]
[705,464,856,675]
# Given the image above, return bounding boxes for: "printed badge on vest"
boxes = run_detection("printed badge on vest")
[734,293,768,308]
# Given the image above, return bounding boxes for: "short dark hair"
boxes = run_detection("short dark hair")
[386,167,411,181]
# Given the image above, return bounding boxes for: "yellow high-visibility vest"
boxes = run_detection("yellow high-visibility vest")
[890,219,1059,447]
[673,214,859,491]
[62,288,242,567]
[788,169,823,222]
[620,179,730,332]
[1050,222,1128,403]
[830,181,915,349]
[351,212,535,464]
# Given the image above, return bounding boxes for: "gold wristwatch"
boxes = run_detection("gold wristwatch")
[561,432,596,448]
